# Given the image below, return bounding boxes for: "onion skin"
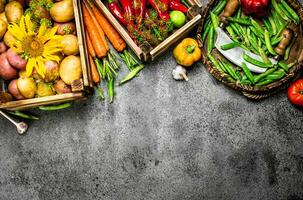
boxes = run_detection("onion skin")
[240,0,269,17]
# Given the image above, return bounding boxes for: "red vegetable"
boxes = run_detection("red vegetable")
[148,0,170,20]
[133,0,146,25]
[108,0,127,25]
[169,1,188,12]
[119,0,134,22]
[288,79,303,106]
[240,0,269,17]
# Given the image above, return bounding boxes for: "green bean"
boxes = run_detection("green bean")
[251,19,264,35]
[241,62,255,83]
[243,53,272,68]
[278,3,294,23]
[264,30,277,55]
[222,62,240,80]
[258,45,271,64]
[241,75,252,84]
[277,61,289,72]
[271,0,288,21]
[218,60,228,73]
[227,17,251,25]
[230,23,241,36]
[207,54,224,72]
[281,0,300,24]
[108,78,114,103]
[236,7,241,18]
[256,78,277,86]
[119,65,144,85]
[207,26,215,54]
[202,20,211,43]
[220,42,239,50]
[263,18,273,34]
[39,103,72,111]
[212,0,227,15]
[250,26,264,39]
[266,69,286,80]
[7,111,39,120]
[271,36,282,46]
[226,26,238,42]
[254,68,276,83]
[284,37,295,60]
[268,15,277,35]
[211,12,219,29]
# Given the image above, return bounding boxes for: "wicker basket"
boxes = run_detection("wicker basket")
[197,0,303,99]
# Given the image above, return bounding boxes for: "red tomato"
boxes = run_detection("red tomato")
[288,79,303,106]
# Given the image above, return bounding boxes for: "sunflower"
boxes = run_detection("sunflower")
[8,14,62,77]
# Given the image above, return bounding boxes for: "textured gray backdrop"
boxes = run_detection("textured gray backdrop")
[1,0,303,199]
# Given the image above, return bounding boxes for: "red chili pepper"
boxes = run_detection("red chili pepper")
[119,0,134,22]
[148,0,170,21]
[169,1,188,12]
[133,0,146,25]
[107,0,127,25]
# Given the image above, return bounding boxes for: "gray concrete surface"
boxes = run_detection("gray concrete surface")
[1,1,303,199]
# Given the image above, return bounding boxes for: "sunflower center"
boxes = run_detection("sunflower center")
[22,35,44,57]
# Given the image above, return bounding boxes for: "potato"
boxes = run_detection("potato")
[17,77,37,98]
[43,60,59,82]
[61,34,79,55]
[54,80,72,94]
[0,52,18,80]
[4,31,17,48]
[36,82,55,97]
[0,19,6,39]
[8,79,24,100]
[6,48,27,70]
[8,0,26,7]
[54,22,76,35]
[50,0,74,23]
[0,12,7,24]
[5,1,23,23]
[0,42,8,53]
[0,0,5,13]
[59,55,82,85]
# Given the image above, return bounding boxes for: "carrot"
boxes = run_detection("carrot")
[82,4,107,58]
[83,1,109,51]
[86,31,96,58]
[89,56,100,84]
[85,0,126,52]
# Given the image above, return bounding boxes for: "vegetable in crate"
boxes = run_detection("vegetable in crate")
[148,0,170,20]
[133,0,146,24]
[173,38,202,67]
[240,0,269,17]
[170,10,186,28]
[288,79,303,106]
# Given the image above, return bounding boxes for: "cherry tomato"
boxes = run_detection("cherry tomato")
[288,79,303,106]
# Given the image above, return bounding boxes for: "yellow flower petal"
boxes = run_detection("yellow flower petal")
[35,57,46,77]
[25,14,35,34]
[26,58,36,77]
[41,26,58,43]
[8,23,26,41]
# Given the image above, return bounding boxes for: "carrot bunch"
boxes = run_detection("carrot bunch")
[82,0,126,84]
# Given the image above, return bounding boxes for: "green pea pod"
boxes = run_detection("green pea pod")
[271,0,288,21]
[250,26,264,39]
[241,62,255,83]
[281,0,300,24]
[226,26,238,42]
[207,26,215,54]
[230,23,241,36]
[108,78,114,103]
[243,53,272,68]
[236,7,241,18]
[220,42,239,50]
[202,20,211,43]
[268,15,277,35]
[284,37,295,60]
[278,3,294,23]
[227,17,251,25]
[277,61,289,72]
[210,12,219,29]
[251,19,264,35]
[266,69,286,80]
[119,65,144,85]
[256,79,277,86]
[264,30,277,55]
[241,75,252,84]
[222,62,240,80]
[39,103,72,111]
[263,18,273,34]
[218,60,228,73]
[254,68,276,83]
[207,54,224,72]
[212,0,227,15]
[258,46,271,64]
[271,36,282,46]
[7,111,39,120]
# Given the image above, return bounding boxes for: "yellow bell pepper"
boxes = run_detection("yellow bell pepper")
[173,38,202,67]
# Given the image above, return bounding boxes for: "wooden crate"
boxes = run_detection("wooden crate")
[95,0,203,61]
[0,0,92,111]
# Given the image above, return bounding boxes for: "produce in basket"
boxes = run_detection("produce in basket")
[0,0,83,102]
[201,0,300,88]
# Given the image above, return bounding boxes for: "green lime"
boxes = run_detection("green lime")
[169,11,186,28]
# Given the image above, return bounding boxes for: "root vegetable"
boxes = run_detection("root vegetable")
[6,48,27,70]
[59,55,82,85]
[36,82,55,97]
[0,12,7,24]
[3,31,17,48]
[54,80,72,94]
[0,19,6,39]
[60,34,79,55]
[8,79,24,100]
[50,0,74,23]
[0,41,7,53]
[54,22,76,35]
[0,52,17,80]
[17,77,37,98]
[5,1,23,23]
[43,60,59,82]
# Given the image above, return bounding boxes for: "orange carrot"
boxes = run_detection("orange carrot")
[82,4,107,58]
[83,1,109,51]
[89,56,100,84]
[86,0,126,52]
[86,31,96,58]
